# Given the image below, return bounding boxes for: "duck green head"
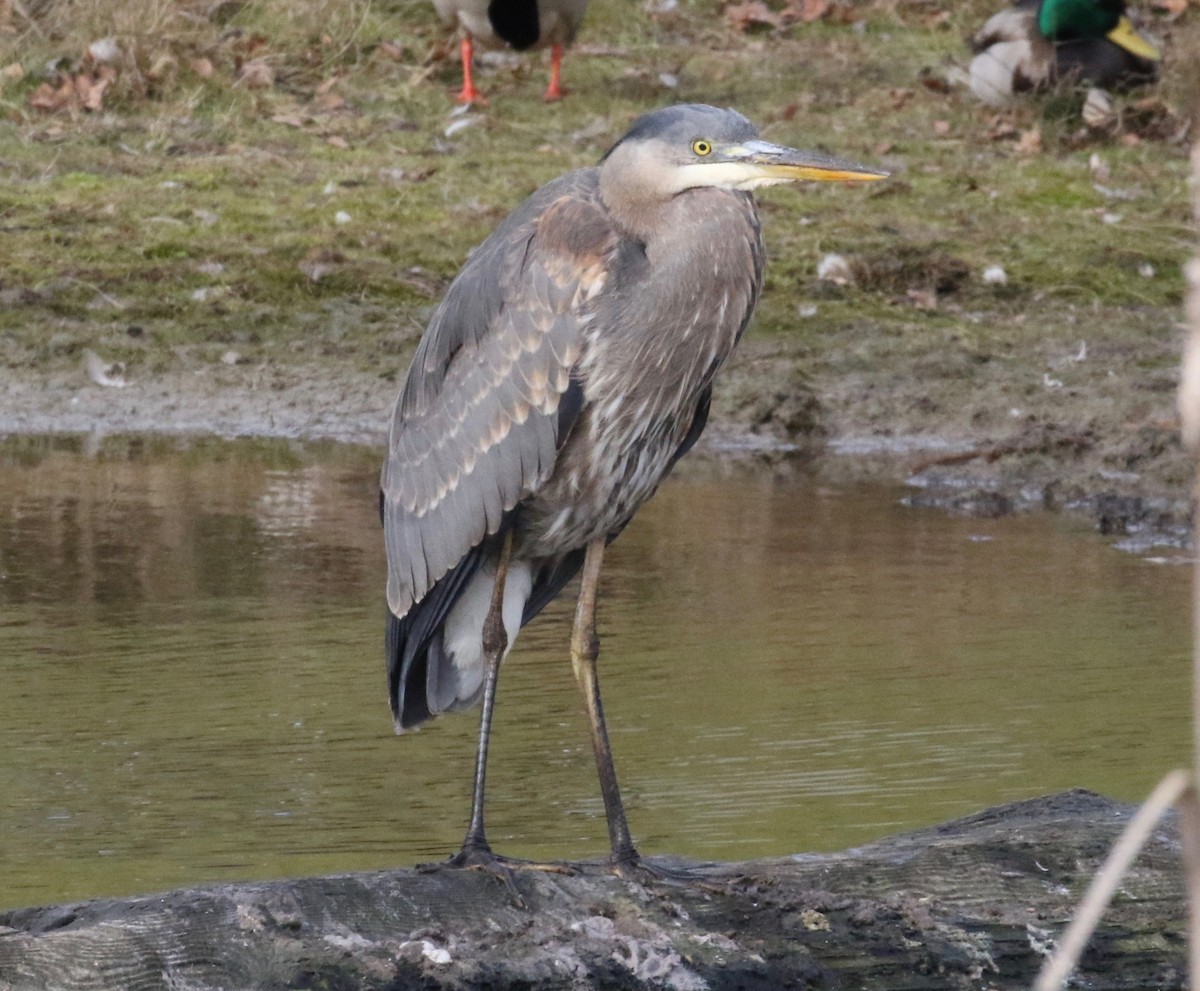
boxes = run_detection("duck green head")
[1038,0,1125,39]
[1037,0,1160,60]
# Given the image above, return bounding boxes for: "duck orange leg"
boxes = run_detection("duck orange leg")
[455,36,486,104]
[542,43,566,102]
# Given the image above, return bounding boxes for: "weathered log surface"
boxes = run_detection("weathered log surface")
[0,790,1185,991]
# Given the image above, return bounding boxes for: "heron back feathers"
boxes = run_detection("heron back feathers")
[382,171,615,620]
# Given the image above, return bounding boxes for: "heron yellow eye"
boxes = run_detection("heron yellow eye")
[691,139,712,157]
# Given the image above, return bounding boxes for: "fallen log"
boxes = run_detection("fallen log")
[0,790,1185,990]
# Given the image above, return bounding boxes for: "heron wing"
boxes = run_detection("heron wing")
[382,172,614,619]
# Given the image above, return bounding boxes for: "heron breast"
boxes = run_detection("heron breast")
[516,388,697,557]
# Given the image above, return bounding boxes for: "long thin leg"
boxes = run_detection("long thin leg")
[571,538,638,866]
[455,36,485,104]
[456,531,513,860]
[543,43,566,102]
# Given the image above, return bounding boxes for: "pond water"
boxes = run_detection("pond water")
[0,435,1191,911]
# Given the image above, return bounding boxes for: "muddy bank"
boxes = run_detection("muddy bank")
[0,312,1190,546]
[0,790,1184,991]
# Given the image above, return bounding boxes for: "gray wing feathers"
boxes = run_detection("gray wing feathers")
[383,173,609,619]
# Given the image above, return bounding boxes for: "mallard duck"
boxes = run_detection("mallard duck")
[433,0,589,103]
[969,0,1160,106]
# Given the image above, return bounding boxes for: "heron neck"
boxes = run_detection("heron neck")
[598,140,696,243]
[598,180,672,245]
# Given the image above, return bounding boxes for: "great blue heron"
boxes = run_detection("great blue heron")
[969,0,1159,105]
[433,0,589,103]
[381,103,886,876]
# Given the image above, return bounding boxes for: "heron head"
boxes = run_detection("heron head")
[600,104,888,205]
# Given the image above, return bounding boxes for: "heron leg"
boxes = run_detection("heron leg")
[571,538,640,869]
[455,36,486,104]
[453,530,513,863]
[542,44,566,101]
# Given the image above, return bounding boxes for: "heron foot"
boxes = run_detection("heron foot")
[418,846,576,907]
[446,844,574,875]
[436,845,528,906]
[608,850,692,885]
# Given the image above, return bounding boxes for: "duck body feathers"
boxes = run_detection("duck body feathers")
[433,0,588,51]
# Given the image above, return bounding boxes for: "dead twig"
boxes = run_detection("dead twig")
[909,431,1093,475]
[1034,770,1197,990]
[1039,133,1200,991]
[7,0,47,40]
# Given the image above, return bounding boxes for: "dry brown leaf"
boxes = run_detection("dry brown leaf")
[787,0,830,22]
[1151,0,1187,17]
[28,79,74,113]
[1014,127,1042,155]
[1,61,23,84]
[298,248,343,283]
[376,41,404,61]
[76,67,114,111]
[189,57,215,79]
[906,288,938,310]
[985,114,1018,141]
[270,112,306,127]
[239,34,270,58]
[381,166,435,185]
[28,65,114,114]
[146,53,177,82]
[326,135,349,150]
[825,1,862,23]
[315,92,345,112]
[932,119,951,136]
[239,57,274,89]
[918,72,951,94]
[725,1,781,31]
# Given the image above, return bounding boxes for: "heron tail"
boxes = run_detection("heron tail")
[387,543,535,733]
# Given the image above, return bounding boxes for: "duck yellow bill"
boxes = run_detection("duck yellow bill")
[1106,16,1160,62]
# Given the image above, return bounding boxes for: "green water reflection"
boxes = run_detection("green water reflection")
[0,435,1190,910]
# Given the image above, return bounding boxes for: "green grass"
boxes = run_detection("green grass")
[0,0,1195,393]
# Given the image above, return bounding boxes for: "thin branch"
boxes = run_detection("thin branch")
[1177,788,1200,990]
[1034,768,1193,991]
[9,0,47,41]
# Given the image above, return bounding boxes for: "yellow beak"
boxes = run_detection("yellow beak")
[1106,16,1161,62]
[735,140,890,184]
